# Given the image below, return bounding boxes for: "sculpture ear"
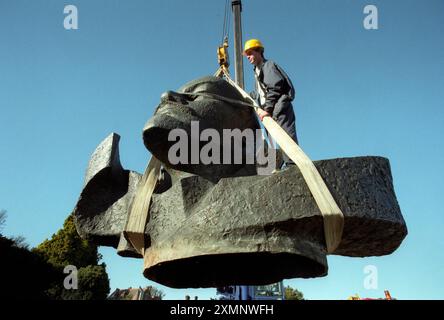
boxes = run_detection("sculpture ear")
[153,166,172,194]
[73,133,132,248]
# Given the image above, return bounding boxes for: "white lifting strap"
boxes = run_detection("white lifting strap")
[124,156,161,255]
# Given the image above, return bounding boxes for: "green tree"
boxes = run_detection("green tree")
[34,215,98,268]
[285,285,304,300]
[34,214,110,300]
[52,265,110,300]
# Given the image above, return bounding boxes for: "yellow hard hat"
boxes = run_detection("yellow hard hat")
[243,39,264,55]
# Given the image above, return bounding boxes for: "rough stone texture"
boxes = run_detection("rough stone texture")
[72,76,407,289]
[143,156,407,288]
[316,157,406,256]
[72,133,407,287]
[73,133,142,248]
[73,133,173,256]
[83,133,123,187]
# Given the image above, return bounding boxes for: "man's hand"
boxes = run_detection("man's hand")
[256,109,271,121]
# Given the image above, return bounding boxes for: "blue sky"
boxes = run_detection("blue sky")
[1,0,443,300]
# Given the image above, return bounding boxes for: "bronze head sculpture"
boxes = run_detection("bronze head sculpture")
[73,76,407,288]
[143,76,261,181]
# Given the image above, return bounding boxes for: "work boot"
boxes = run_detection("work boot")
[271,149,285,174]
[276,148,284,170]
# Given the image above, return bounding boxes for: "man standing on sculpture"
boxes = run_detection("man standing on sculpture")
[243,39,298,168]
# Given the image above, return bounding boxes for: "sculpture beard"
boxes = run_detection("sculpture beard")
[72,76,407,289]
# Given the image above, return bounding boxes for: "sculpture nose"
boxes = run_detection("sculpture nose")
[161,91,189,104]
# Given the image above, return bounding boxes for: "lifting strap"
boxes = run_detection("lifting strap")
[124,156,161,255]
[218,69,344,253]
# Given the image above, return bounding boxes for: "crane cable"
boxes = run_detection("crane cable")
[221,0,231,44]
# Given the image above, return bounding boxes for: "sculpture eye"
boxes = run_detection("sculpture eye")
[192,94,205,102]
[161,91,193,105]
